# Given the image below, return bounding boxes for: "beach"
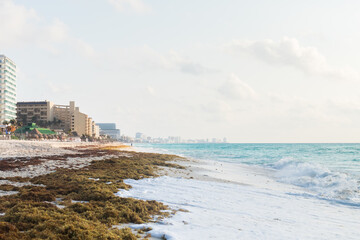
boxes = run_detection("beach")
[0,141,182,239]
[1,141,360,239]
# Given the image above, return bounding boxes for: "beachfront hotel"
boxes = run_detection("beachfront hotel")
[0,55,17,123]
[16,101,55,124]
[17,100,100,138]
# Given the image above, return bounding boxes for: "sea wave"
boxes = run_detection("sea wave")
[271,158,360,204]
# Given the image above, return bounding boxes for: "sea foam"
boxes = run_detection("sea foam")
[271,158,360,204]
[118,176,360,240]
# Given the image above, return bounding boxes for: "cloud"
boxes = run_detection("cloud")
[75,39,96,58]
[99,46,212,75]
[47,81,72,94]
[179,62,208,75]
[108,0,151,13]
[168,51,214,75]
[262,92,351,126]
[201,100,235,122]
[0,0,39,46]
[218,74,257,100]
[146,86,155,96]
[227,37,358,80]
[45,19,68,42]
[0,0,94,57]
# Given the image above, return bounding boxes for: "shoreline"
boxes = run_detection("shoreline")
[2,141,360,239]
[151,150,307,194]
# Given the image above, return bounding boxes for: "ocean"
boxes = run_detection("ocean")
[119,143,360,239]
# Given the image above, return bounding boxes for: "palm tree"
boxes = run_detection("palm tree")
[31,116,39,123]
[2,120,9,125]
[18,114,27,126]
[9,119,16,126]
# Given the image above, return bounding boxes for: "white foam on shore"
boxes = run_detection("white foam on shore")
[271,158,360,203]
[135,144,360,205]
[132,146,170,155]
[118,175,360,240]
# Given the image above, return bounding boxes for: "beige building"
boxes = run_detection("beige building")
[53,103,71,130]
[17,100,99,137]
[92,122,100,138]
[17,101,55,124]
[54,101,94,136]
[87,117,92,136]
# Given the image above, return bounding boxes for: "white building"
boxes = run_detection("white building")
[0,55,17,123]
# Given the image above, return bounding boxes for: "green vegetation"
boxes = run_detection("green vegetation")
[0,149,184,239]
[14,123,56,135]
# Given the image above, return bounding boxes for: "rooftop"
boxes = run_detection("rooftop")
[17,101,49,105]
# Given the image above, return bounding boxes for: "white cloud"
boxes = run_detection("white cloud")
[47,81,72,94]
[99,46,212,75]
[179,62,208,75]
[168,51,213,75]
[0,0,39,46]
[201,100,235,122]
[45,19,68,42]
[262,93,352,125]
[218,74,257,100]
[75,39,96,58]
[0,0,94,57]
[146,86,155,96]
[108,0,151,13]
[227,37,359,80]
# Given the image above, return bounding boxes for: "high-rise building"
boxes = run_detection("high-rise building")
[53,101,92,136]
[98,123,121,139]
[135,132,144,139]
[0,55,17,123]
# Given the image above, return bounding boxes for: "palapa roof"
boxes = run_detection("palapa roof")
[30,128,42,135]
[15,123,56,135]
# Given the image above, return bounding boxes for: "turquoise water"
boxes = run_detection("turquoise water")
[136,143,360,204]
[137,143,360,174]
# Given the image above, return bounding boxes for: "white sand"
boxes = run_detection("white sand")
[0,140,91,159]
[0,140,131,178]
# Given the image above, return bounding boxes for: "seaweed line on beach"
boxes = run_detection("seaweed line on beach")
[0,145,184,240]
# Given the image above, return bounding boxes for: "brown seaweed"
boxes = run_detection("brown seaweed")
[0,147,183,239]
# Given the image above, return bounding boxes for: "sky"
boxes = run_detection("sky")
[2,0,360,142]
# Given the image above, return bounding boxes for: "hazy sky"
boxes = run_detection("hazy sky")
[2,0,360,142]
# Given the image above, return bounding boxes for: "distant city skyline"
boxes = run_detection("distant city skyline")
[3,0,360,142]
[130,132,227,144]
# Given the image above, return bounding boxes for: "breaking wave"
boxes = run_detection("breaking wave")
[271,158,360,204]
